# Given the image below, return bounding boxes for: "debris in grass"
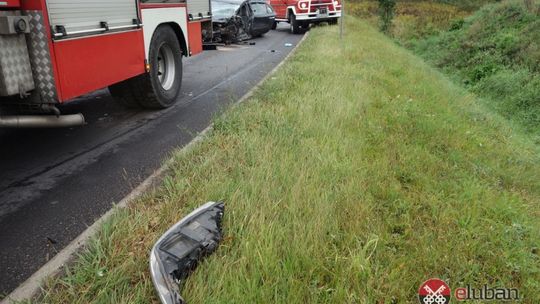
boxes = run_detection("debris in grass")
[150,202,224,304]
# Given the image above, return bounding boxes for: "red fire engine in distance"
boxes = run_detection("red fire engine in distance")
[269,0,341,34]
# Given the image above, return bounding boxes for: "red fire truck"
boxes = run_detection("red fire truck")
[0,0,212,127]
[270,0,341,34]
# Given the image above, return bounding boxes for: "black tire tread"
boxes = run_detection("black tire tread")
[109,25,182,109]
[290,13,301,34]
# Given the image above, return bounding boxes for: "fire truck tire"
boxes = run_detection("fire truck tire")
[139,25,183,108]
[328,18,338,25]
[290,14,301,34]
[109,26,182,109]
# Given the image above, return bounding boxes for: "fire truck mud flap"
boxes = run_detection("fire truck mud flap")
[150,202,224,304]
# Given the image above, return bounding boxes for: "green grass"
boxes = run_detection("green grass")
[40,17,540,303]
[410,0,540,137]
[349,1,470,43]
[350,0,500,12]
[435,0,501,11]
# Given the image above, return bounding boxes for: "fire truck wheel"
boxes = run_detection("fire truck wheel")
[328,18,338,25]
[290,14,301,34]
[140,25,183,108]
[109,26,182,109]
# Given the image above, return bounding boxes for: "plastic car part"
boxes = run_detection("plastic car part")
[150,202,224,304]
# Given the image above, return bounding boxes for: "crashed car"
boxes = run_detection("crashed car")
[209,0,276,44]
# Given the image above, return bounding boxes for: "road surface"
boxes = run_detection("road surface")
[0,25,303,295]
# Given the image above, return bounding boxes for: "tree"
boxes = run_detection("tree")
[378,0,397,34]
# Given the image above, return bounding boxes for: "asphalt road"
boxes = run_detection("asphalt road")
[0,25,302,296]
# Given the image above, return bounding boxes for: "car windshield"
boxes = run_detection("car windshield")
[212,0,244,19]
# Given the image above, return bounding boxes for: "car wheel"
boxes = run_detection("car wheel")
[290,13,301,34]
[109,25,183,109]
[271,21,277,30]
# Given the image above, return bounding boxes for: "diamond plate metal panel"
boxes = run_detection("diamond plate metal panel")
[24,10,58,103]
[0,11,35,97]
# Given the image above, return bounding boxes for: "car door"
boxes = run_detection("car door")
[238,2,253,37]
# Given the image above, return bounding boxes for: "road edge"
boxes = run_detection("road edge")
[1,31,309,304]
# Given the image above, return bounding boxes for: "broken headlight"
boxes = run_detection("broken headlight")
[150,202,224,304]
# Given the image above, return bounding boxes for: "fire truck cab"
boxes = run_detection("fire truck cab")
[0,0,212,127]
[269,0,341,34]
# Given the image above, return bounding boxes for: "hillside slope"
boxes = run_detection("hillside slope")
[42,18,540,303]
[413,0,540,136]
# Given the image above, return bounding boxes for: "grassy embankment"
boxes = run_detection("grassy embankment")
[411,1,540,137]
[348,1,470,40]
[351,1,540,137]
[40,17,539,303]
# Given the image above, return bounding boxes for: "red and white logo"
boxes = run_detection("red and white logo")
[418,278,451,304]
